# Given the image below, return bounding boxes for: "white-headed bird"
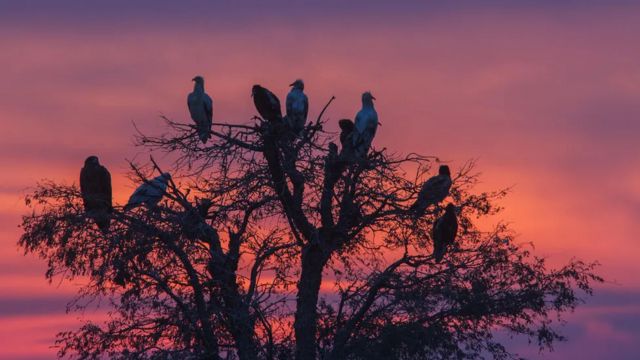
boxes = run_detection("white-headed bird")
[124,173,171,211]
[432,203,458,263]
[352,92,379,158]
[80,156,112,232]
[285,79,308,135]
[187,76,213,143]
[252,85,282,122]
[411,165,452,218]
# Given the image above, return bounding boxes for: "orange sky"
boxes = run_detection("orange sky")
[0,1,639,358]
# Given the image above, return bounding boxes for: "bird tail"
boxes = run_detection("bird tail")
[434,247,445,263]
[199,132,209,144]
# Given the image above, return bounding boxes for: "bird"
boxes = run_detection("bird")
[432,203,458,263]
[410,165,452,218]
[252,85,282,122]
[187,76,213,143]
[338,119,355,154]
[285,79,308,135]
[124,173,171,211]
[80,156,112,232]
[352,92,379,158]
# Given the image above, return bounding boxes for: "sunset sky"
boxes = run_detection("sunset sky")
[1,1,639,358]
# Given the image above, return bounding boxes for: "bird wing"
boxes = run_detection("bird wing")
[146,177,168,198]
[421,175,452,203]
[302,93,309,121]
[271,94,282,117]
[127,177,163,204]
[187,92,198,118]
[445,216,459,245]
[99,166,113,209]
[80,166,89,195]
[128,183,151,205]
[286,91,294,117]
[432,216,442,241]
[203,94,213,123]
[354,110,366,134]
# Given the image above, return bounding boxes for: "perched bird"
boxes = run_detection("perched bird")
[432,203,458,263]
[80,156,112,232]
[338,119,355,155]
[352,92,379,158]
[252,85,282,122]
[187,76,213,143]
[196,198,213,219]
[410,165,452,218]
[285,79,308,134]
[182,198,213,240]
[124,173,171,211]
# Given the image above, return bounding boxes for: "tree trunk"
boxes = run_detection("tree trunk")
[294,244,329,360]
[210,259,259,360]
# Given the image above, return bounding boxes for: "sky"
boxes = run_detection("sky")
[0,0,639,358]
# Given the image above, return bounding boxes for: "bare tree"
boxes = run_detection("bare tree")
[20,89,601,360]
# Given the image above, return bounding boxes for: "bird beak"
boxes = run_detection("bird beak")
[372,96,377,100]
[192,77,196,82]
[289,82,295,87]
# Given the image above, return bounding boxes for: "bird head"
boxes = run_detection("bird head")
[84,156,100,166]
[445,203,457,214]
[289,79,304,90]
[362,92,376,103]
[438,165,451,177]
[251,85,261,97]
[192,76,204,84]
[338,119,354,131]
[161,173,172,182]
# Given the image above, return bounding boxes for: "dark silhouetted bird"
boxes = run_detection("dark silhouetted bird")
[124,173,171,211]
[80,156,112,232]
[411,165,452,217]
[252,85,282,122]
[285,79,308,134]
[338,119,355,154]
[432,203,458,263]
[196,198,213,218]
[187,76,213,143]
[352,92,378,158]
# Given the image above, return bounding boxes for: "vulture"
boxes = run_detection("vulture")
[432,203,458,263]
[338,119,355,155]
[410,165,452,218]
[124,173,171,211]
[352,92,379,158]
[285,79,308,134]
[252,85,282,122]
[187,76,213,143]
[80,156,112,232]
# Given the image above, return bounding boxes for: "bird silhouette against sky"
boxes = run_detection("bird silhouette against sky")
[338,118,355,158]
[79,156,112,232]
[285,79,308,135]
[352,92,378,158]
[252,85,282,123]
[187,75,213,143]
[432,203,458,263]
[411,165,452,218]
[124,173,171,211]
